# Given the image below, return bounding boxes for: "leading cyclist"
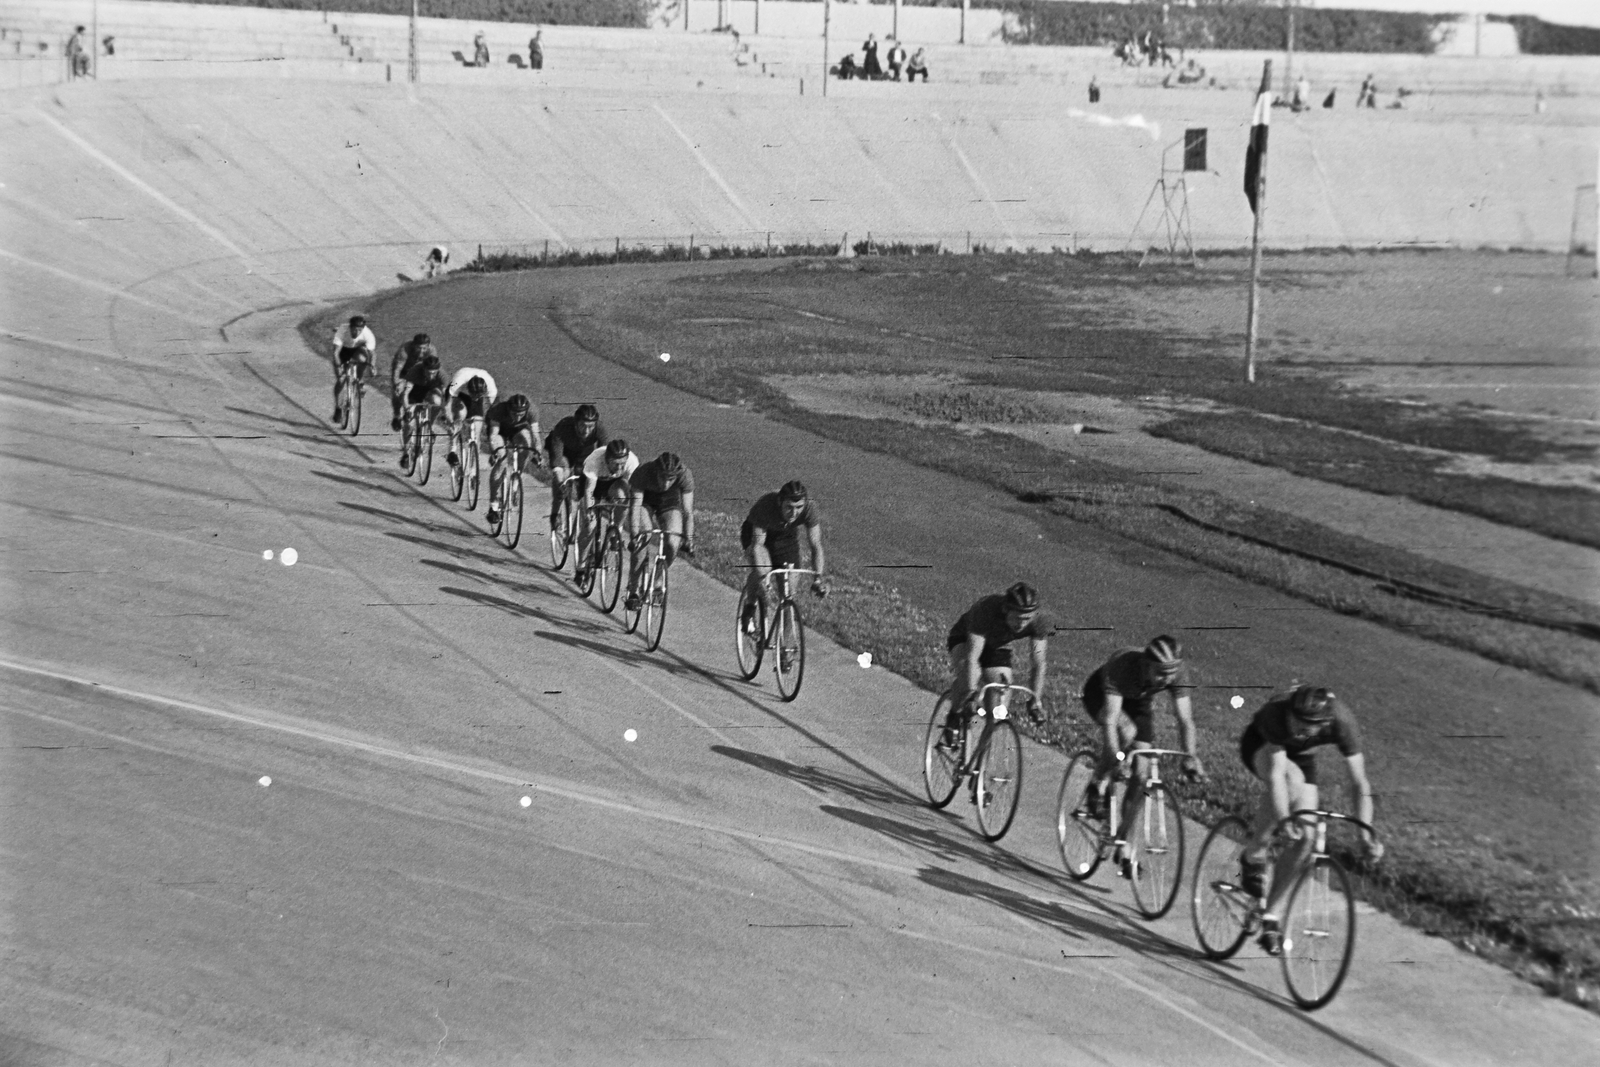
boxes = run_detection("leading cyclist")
[943,582,1049,739]
[484,394,542,528]
[1238,684,1381,953]
[444,366,498,469]
[575,438,639,585]
[330,315,375,421]
[624,451,695,612]
[740,480,827,633]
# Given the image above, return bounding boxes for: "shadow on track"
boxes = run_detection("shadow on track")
[439,586,610,635]
[535,629,713,683]
[712,746,918,811]
[385,529,530,568]
[420,557,556,600]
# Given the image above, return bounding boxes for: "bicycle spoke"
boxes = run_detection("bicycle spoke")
[974,718,1023,842]
[1191,815,1254,960]
[1128,785,1185,919]
[1282,858,1356,1010]
[773,600,805,701]
[1056,753,1106,881]
[921,692,962,809]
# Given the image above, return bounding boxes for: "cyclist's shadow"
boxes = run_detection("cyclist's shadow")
[312,468,412,499]
[438,586,610,635]
[535,629,709,680]
[820,803,1051,880]
[420,557,557,600]
[712,746,919,811]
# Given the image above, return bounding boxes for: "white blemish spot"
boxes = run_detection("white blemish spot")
[659,352,671,363]
[1492,285,1503,294]
[1230,694,1245,709]
[520,795,532,808]
[258,775,272,787]
[262,550,273,560]
[624,728,638,742]
[280,547,298,566]
[857,652,872,669]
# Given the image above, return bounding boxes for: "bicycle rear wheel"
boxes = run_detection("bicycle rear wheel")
[773,600,805,701]
[417,419,435,485]
[974,718,1023,842]
[643,558,669,651]
[549,492,572,570]
[1191,815,1254,960]
[1281,857,1356,1010]
[449,430,466,502]
[1127,785,1186,919]
[921,692,962,809]
[597,526,623,614]
[1056,752,1105,881]
[503,471,524,549]
[734,585,764,680]
[464,440,480,511]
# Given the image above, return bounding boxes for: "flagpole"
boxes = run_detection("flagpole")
[1245,59,1272,384]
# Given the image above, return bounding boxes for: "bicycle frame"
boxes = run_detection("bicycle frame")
[952,682,1032,773]
[755,566,818,643]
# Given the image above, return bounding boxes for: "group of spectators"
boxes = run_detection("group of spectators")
[835,32,927,82]
[63,25,112,79]
[1114,31,1172,68]
[467,28,542,69]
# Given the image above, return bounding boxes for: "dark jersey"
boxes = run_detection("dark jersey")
[392,340,432,380]
[404,365,447,399]
[486,396,536,438]
[947,594,1051,651]
[629,459,695,509]
[1086,648,1194,706]
[744,492,819,548]
[1251,693,1363,759]
[544,416,608,468]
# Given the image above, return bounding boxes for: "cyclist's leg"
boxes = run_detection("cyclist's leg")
[548,457,570,526]
[657,505,685,568]
[1264,763,1317,920]
[390,375,406,429]
[628,506,659,600]
[575,474,596,565]
[486,429,508,513]
[945,643,974,731]
[445,397,465,463]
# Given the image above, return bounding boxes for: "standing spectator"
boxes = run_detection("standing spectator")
[906,47,928,83]
[1292,74,1311,112]
[1357,74,1377,109]
[861,33,882,80]
[65,25,88,78]
[529,30,543,70]
[1088,75,1100,103]
[473,31,490,68]
[886,38,907,82]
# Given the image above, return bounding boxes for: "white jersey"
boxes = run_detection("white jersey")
[447,367,497,404]
[582,448,639,505]
[332,323,375,354]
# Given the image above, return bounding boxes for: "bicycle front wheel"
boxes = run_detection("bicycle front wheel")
[643,559,669,651]
[504,471,524,549]
[773,600,805,702]
[417,420,435,485]
[1191,815,1254,960]
[1056,752,1105,881]
[1127,785,1186,919]
[921,692,962,809]
[974,718,1023,842]
[1281,857,1356,1010]
[464,440,480,511]
[597,527,623,614]
[549,493,572,570]
[734,585,764,680]
[576,528,598,596]
[622,554,645,634]
[349,381,362,436]
[449,431,466,502]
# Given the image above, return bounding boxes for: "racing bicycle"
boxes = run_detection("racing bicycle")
[334,356,367,435]
[623,529,689,652]
[548,473,582,571]
[577,499,627,613]
[1056,747,1188,919]
[402,401,439,485]
[734,566,818,702]
[1191,809,1379,1010]
[448,416,483,510]
[486,443,528,549]
[921,681,1030,842]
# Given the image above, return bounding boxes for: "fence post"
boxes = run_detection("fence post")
[615,236,621,262]
[690,233,695,259]
[966,231,971,254]
[477,243,482,261]
[767,231,772,257]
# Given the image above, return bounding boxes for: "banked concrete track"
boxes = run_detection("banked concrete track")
[2,75,1597,1064]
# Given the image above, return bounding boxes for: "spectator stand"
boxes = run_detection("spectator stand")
[1125,129,1208,268]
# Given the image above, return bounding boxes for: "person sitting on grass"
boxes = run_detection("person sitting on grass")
[906,48,928,84]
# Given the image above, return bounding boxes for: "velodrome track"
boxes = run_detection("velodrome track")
[3,76,1599,1063]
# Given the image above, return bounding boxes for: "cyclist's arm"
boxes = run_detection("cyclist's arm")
[1261,745,1297,827]
[680,490,694,545]
[805,523,826,580]
[1027,635,1047,704]
[962,635,986,705]
[1099,690,1125,771]
[1344,753,1378,849]
[626,489,645,539]
[748,526,774,586]
[1170,690,1202,765]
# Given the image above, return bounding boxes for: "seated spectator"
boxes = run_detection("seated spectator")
[886,38,907,82]
[861,33,883,80]
[1165,58,1205,88]
[1357,74,1377,109]
[835,53,858,81]
[473,31,489,68]
[529,29,543,70]
[1088,76,1100,103]
[102,35,114,57]
[906,48,928,83]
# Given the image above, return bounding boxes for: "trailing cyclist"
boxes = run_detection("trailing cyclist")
[484,394,542,528]
[575,438,639,585]
[388,333,436,431]
[740,480,827,635]
[330,315,376,421]
[1238,684,1382,954]
[944,582,1050,738]
[624,451,695,612]
[444,367,498,468]
[1079,636,1206,836]
[396,351,448,472]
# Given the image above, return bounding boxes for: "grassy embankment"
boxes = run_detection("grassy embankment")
[520,249,1599,1007]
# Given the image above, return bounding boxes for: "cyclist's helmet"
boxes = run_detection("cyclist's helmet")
[1289,685,1337,727]
[605,439,630,462]
[1003,581,1039,614]
[509,395,532,421]
[1144,635,1183,669]
[655,451,683,481]
[779,480,808,503]
[575,403,600,424]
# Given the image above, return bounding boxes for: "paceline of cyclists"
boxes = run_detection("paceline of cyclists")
[331,315,1385,968]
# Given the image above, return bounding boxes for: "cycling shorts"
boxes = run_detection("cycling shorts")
[946,634,1014,670]
[453,393,491,420]
[639,490,686,519]
[492,424,535,452]
[1239,723,1322,786]
[593,476,630,507]
[407,383,444,407]
[338,346,371,369]
[740,521,802,569]
[1080,685,1157,745]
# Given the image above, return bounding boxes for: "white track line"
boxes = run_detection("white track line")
[652,104,760,232]
[0,248,212,326]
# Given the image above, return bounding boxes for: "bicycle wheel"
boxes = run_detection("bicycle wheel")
[549,492,572,570]
[597,527,623,614]
[348,381,362,436]
[921,692,962,809]
[974,718,1023,842]
[449,430,466,502]
[1127,785,1186,920]
[734,585,764,680]
[643,558,669,651]
[623,551,645,634]
[417,419,435,485]
[576,530,598,597]
[464,439,480,511]
[1056,752,1105,881]
[1281,857,1357,1010]
[1191,815,1254,960]
[504,470,524,549]
[773,600,805,702]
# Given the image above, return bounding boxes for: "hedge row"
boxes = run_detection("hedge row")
[133,1,653,29]
[1491,14,1600,55]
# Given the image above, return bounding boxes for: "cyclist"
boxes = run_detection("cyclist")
[1238,684,1382,953]
[484,393,542,528]
[1079,636,1205,828]
[396,350,448,472]
[740,480,827,635]
[545,403,608,550]
[943,582,1049,740]
[443,366,498,469]
[330,315,375,421]
[389,333,436,431]
[624,451,695,612]
[575,438,639,585]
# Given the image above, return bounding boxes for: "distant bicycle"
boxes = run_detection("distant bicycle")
[334,357,366,435]
[1056,747,1188,919]
[577,499,627,613]
[448,416,483,510]
[402,401,439,485]
[735,565,819,702]
[1191,809,1378,1010]
[487,443,528,549]
[921,681,1029,842]
[548,473,582,571]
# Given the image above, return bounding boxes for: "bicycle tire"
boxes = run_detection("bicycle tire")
[449,428,466,502]
[1191,815,1254,960]
[597,526,623,614]
[549,491,572,570]
[643,558,669,651]
[417,419,435,485]
[974,718,1023,842]
[464,439,480,511]
[504,470,523,549]
[622,548,645,634]
[921,692,962,809]
[1281,856,1356,1010]
[348,380,362,436]
[1056,752,1105,881]
[773,599,805,701]
[1127,785,1186,920]
[734,585,764,680]
[576,529,598,597]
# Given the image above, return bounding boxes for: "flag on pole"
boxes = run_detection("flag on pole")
[1244,77,1272,215]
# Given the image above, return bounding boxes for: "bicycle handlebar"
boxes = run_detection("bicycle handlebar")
[1117,747,1192,764]
[1273,809,1379,841]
